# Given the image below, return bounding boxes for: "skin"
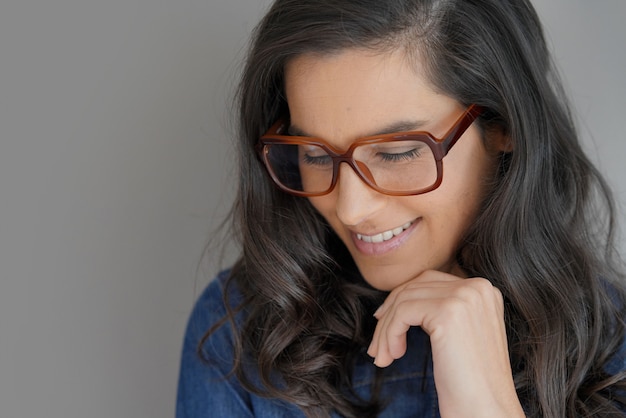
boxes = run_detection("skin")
[285,48,525,417]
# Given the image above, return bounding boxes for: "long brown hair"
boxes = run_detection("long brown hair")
[206,0,626,416]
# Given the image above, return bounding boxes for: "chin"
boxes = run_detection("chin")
[356,263,419,292]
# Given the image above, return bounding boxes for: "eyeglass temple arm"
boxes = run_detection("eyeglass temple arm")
[441,104,484,153]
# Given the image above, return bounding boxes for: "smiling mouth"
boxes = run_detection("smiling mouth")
[355,221,413,244]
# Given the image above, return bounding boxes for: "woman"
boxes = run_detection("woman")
[177,0,626,416]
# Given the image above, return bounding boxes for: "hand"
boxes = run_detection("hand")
[367,270,525,418]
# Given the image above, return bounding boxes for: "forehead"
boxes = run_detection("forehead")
[284,48,428,108]
[284,48,461,143]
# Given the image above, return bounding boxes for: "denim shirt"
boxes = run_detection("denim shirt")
[176,270,441,417]
[177,271,626,417]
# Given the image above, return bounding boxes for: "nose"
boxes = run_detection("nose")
[334,162,386,226]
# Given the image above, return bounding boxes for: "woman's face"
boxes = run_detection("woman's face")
[285,48,499,291]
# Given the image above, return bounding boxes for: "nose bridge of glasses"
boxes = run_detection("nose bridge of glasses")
[334,156,377,189]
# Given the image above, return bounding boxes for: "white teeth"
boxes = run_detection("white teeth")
[356,221,413,243]
[371,233,384,243]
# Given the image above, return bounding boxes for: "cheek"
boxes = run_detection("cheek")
[433,141,496,230]
[447,133,496,194]
[307,195,336,224]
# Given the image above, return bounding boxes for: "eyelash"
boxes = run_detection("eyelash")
[302,153,332,166]
[378,148,421,162]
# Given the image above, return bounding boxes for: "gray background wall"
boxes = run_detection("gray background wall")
[0,1,624,417]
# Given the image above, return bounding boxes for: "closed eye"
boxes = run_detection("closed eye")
[377,147,422,162]
[302,152,332,166]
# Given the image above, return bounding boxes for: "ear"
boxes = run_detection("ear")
[486,125,514,153]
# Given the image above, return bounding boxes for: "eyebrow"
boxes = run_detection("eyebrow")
[287,120,430,138]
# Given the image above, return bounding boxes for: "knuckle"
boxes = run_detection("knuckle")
[492,285,504,301]
[469,277,494,293]
[452,282,481,304]
[394,298,416,318]
[441,296,468,319]
[465,277,505,312]
[463,278,495,301]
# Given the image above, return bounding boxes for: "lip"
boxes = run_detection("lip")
[351,218,420,256]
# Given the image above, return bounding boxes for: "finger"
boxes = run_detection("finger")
[372,319,395,368]
[370,282,463,361]
[375,298,438,367]
[375,316,410,367]
[375,293,484,368]
[370,296,402,363]
[373,294,438,367]
[367,317,381,358]
[374,273,459,319]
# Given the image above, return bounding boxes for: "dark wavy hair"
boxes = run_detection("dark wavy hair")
[204,0,626,416]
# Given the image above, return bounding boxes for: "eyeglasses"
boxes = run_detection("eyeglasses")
[257,104,484,197]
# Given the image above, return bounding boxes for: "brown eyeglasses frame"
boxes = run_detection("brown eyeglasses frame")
[257,104,484,197]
